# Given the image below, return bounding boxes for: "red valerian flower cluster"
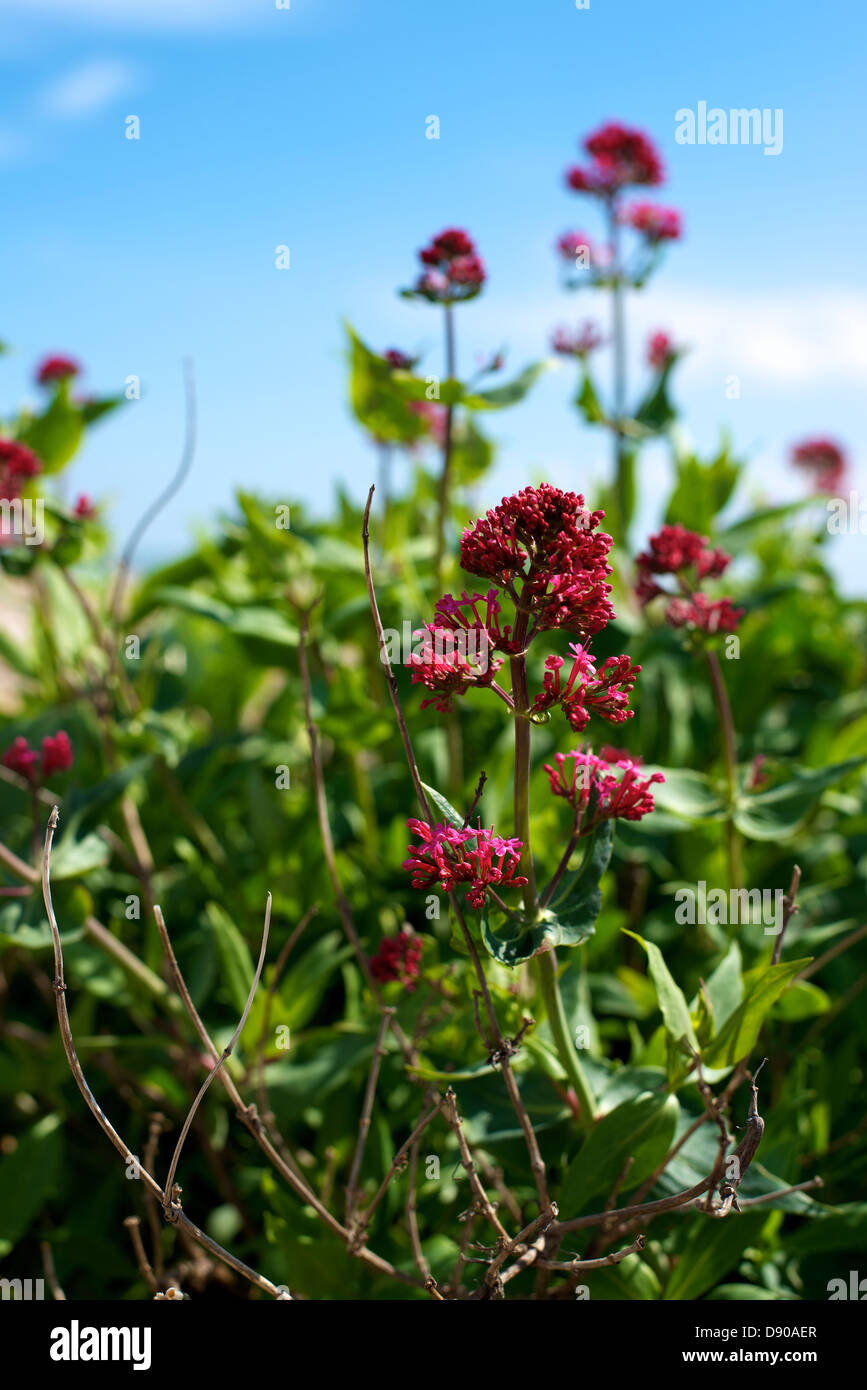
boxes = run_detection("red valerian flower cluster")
[0,441,42,501]
[621,201,682,242]
[383,348,416,371]
[369,930,423,990]
[544,748,664,830]
[403,818,528,910]
[2,730,74,784]
[791,437,847,494]
[635,524,743,634]
[647,331,676,371]
[530,643,640,733]
[36,355,80,387]
[566,122,664,195]
[459,483,616,640]
[410,228,486,303]
[555,230,597,263]
[74,494,97,520]
[407,590,508,712]
[551,322,605,358]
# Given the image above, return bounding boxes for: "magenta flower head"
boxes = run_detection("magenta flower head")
[566,122,664,197]
[622,201,682,242]
[791,437,847,494]
[459,483,616,641]
[370,930,423,990]
[402,818,528,910]
[383,348,416,371]
[0,441,42,500]
[407,228,486,304]
[647,331,676,371]
[531,644,641,733]
[635,525,743,634]
[36,355,81,387]
[551,322,605,358]
[74,493,97,520]
[544,748,664,831]
[2,730,73,785]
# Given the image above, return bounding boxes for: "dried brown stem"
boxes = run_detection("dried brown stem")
[346,1007,395,1222]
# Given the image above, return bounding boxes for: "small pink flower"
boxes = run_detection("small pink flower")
[791,438,847,494]
[530,644,640,733]
[556,230,594,262]
[566,123,664,196]
[544,748,664,829]
[74,493,97,520]
[370,930,423,990]
[551,322,604,358]
[665,594,744,634]
[622,201,682,242]
[383,348,415,370]
[402,819,527,910]
[411,229,486,302]
[36,355,81,386]
[647,331,676,371]
[2,736,39,783]
[459,484,616,642]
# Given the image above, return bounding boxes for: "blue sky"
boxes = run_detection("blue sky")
[1,0,864,585]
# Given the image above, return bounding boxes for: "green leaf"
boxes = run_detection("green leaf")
[482,824,612,965]
[623,930,698,1053]
[560,1092,679,1212]
[702,959,811,1069]
[419,782,465,830]
[665,1213,765,1300]
[50,831,111,880]
[205,902,254,1015]
[665,444,741,533]
[0,1114,63,1258]
[644,767,725,820]
[18,389,85,473]
[633,356,679,433]
[462,360,550,410]
[734,757,867,841]
[573,370,606,424]
[702,941,743,1033]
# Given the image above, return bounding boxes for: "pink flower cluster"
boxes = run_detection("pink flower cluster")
[0,440,42,502]
[403,818,528,910]
[791,438,847,494]
[635,525,743,634]
[3,730,74,784]
[647,331,676,370]
[551,322,605,358]
[544,748,664,830]
[370,930,423,990]
[412,228,486,303]
[36,355,80,387]
[459,484,616,641]
[621,201,682,242]
[530,643,640,733]
[566,122,664,195]
[383,348,415,371]
[407,590,508,713]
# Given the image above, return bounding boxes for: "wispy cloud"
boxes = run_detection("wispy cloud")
[38,59,135,119]
[0,0,256,30]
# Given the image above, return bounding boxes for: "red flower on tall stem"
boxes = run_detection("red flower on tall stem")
[791,438,847,494]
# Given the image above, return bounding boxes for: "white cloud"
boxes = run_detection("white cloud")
[38,59,135,118]
[0,0,255,29]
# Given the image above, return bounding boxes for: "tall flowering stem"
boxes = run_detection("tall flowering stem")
[705,650,745,893]
[435,302,456,589]
[606,196,631,535]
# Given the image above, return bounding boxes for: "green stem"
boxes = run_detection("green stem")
[510,632,595,1125]
[705,648,744,893]
[607,196,630,538]
[535,949,596,1126]
[434,302,456,591]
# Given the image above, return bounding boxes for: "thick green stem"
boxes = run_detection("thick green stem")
[535,949,596,1125]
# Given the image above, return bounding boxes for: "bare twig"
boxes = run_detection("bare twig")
[538,1232,645,1274]
[109,359,196,624]
[123,1216,159,1294]
[798,922,867,980]
[40,1241,66,1300]
[42,810,286,1299]
[346,1007,395,1222]
[772,865,802,965]
[442,1087,509,1241]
